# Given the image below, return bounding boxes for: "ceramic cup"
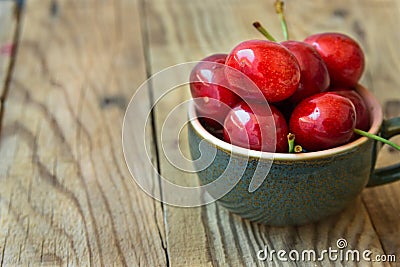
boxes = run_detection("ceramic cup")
[187,85,400,226]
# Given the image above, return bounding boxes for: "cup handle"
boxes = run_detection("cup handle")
[367,117,400,187]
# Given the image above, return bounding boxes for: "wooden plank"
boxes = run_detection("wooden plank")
[144,0,398,266]
[0,0,166,266]
[0,1,17,114]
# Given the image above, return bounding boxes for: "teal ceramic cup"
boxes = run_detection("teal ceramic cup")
[188,85,400,226]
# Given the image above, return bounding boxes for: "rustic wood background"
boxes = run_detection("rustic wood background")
[1,0,400,266]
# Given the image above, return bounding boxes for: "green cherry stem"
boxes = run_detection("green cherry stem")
[294,145,303,153]
[253,21,277,42]
[354,128,400,151]
[274,0,289,40]
[287,133,295,153]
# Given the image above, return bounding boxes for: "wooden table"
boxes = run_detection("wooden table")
[1,0,400,266]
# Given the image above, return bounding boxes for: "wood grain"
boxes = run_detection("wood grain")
[0,0,166,266]
[0,1,15,85]
[0,0,17,127]
[143,0,399,266]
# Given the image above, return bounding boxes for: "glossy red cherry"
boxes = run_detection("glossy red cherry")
[223,101,289,152]
[329,86,353,91]
[304,32,365,87]
[190,54,240,128]
[225,40,300,103]
[281,41,330,103]
[331,89,370,132]
[289,92,356,151]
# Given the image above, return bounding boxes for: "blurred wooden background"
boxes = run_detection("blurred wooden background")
[0,0,399,266]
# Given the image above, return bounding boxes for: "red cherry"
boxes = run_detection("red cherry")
[225,40,300,103]
[289,92,356,151]
[304,32,365,87]
[329,86,353,91]
[281,41,330,103]
[331,89,370,132]
[190,54,240,128]
[223,101,289,152]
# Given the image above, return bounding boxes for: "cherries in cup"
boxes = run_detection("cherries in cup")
[187,0,400,225]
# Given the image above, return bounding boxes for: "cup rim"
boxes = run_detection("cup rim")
[188,84,383,160]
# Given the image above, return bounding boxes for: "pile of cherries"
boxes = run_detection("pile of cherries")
[189,2,397,153]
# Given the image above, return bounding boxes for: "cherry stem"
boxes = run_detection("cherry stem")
[287,133,295,153]
[354,128,400,151]
[253,21,277,42]
[274,0,289,40]
[294,145,303,153]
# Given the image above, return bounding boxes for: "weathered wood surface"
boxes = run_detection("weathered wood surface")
[0,0,399,266]
[0,0,166,266]
[0,1,17,118]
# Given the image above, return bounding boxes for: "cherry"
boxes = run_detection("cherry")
[251,23,330,104]
[304,32,365,87]
[190,54,240,128]
[289,92,356,151]
[329,86,353,91]
[223,101,289,152]
[225,40,300,103]
[331,89,370,132]
[281,41,330,103]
